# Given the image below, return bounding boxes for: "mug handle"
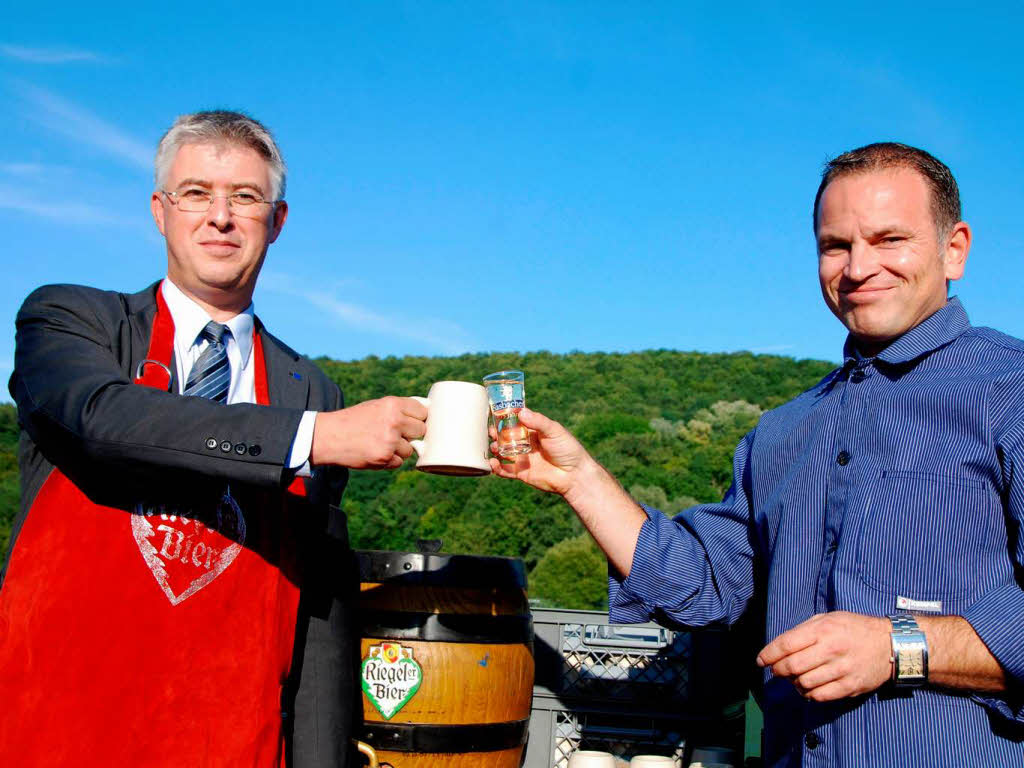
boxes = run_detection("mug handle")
[409,396,429,455]
[353,739,380,768]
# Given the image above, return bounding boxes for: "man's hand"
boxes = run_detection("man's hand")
[489,407,646,577]
[311,396,427,469]
[488,408,594,497]
[756,611,892,702]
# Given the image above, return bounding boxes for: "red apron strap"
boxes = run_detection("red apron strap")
[255,332,308,497]
[134,282,175,391]
[253,331,270,407]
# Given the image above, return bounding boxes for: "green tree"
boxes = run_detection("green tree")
[529,533,608,610]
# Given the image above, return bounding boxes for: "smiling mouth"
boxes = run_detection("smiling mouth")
[841,285,896,301]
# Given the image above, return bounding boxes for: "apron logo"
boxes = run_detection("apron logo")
[361,642,423,720]
[131,487,246,605]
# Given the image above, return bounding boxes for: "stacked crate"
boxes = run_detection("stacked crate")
[524,608,747,768]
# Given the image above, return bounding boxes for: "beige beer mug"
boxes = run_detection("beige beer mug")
[568,751,617,768]
[409,381,491,476]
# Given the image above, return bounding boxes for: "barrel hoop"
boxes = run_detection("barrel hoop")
[357,550,527,588]
[362,611,534,644]
[361,718,529,753]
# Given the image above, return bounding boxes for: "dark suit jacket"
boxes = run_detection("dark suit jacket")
[6,281,359,767]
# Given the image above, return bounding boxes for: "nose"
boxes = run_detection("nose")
[845,239,881,283]
[205,195,233,230]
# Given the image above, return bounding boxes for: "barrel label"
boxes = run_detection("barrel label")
[361,642,423,720]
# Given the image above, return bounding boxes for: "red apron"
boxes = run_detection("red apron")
[0,289,307,767]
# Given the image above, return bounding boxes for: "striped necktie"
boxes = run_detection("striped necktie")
[183,321,231,403]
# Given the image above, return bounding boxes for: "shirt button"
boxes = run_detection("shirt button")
[805,732,820,749]
[825,540,837,555]
[205,437,217,450]
[234,443,247,455]
[851,369,866,382]
[836,450,851,466]
[248,444,262,457]
[220,440,232,453]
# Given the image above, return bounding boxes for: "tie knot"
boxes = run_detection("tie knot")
[200,321,229,345]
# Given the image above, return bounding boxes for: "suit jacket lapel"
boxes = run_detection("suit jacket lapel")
[257,319,310,409]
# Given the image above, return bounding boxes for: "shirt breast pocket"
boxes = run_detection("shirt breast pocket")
[857,470,995,601]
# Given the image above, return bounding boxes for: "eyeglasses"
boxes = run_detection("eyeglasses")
[162,187,280,220]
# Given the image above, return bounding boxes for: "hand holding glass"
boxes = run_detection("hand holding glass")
[483,370,531,457]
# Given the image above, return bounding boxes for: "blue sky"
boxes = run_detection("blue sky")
[3,2,1023,398]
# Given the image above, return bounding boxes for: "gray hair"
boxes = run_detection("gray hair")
[154,110,287,200]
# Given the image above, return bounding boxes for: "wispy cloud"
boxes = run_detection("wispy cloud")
[1,44,107,64]
[0,183,153,233]
[0,188,134,227]
[0,162,70,177]
[262,272,476,355]
[13,82,151,171]
[750,343,795,355]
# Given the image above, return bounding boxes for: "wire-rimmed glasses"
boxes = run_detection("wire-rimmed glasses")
[162,187,280,220]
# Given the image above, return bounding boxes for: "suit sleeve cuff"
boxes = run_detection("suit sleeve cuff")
[286,410,317,477]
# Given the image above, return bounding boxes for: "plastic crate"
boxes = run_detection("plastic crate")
[527,697,690,767]
[533,608,691,707]
[525,608,747,768]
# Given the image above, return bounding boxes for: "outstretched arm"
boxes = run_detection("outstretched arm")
[489,407,646,578]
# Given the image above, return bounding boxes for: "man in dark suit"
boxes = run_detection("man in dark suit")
[0,110,425,767]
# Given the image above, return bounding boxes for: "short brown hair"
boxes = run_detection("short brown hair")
[812,142,961,237]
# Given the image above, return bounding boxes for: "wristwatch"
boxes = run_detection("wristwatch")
[888,613,928,688]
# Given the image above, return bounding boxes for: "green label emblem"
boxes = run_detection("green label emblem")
[361,642,423,720]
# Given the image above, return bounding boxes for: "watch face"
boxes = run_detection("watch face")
[898,647,924,677]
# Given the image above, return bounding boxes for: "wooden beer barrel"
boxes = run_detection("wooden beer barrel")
[356,550,534,767]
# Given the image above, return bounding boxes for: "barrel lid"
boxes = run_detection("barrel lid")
[356,549,527,589]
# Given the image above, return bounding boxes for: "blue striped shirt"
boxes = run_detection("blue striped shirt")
[610,298,1024,766]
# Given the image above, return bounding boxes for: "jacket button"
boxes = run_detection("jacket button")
[234,443,247,455]
[205,437,217,450]
[836,450,851,466]
[220,441,232,453]
[248,444,262,457]
[805,732,820,749]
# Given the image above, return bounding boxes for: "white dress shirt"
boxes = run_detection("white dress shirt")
[161,278,315,472]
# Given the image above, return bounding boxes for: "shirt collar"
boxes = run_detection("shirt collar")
[841,296,971,366]
[160,278,255,368]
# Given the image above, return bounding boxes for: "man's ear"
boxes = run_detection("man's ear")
[943,221,971,281]
[150,192,167,236]
[268,200,288,244]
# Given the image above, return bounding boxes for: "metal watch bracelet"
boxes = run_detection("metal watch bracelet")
[888,613,928,688]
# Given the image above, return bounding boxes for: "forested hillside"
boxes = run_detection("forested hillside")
[322,350,834,608]
[0,350,835,607]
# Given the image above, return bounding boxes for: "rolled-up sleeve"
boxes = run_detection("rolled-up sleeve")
[610,431,757,629]
[964,376,1024,721]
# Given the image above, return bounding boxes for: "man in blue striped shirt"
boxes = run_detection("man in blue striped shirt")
[492,143,1024,765]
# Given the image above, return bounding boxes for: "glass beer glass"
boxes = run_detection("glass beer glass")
[483,370,531,457]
